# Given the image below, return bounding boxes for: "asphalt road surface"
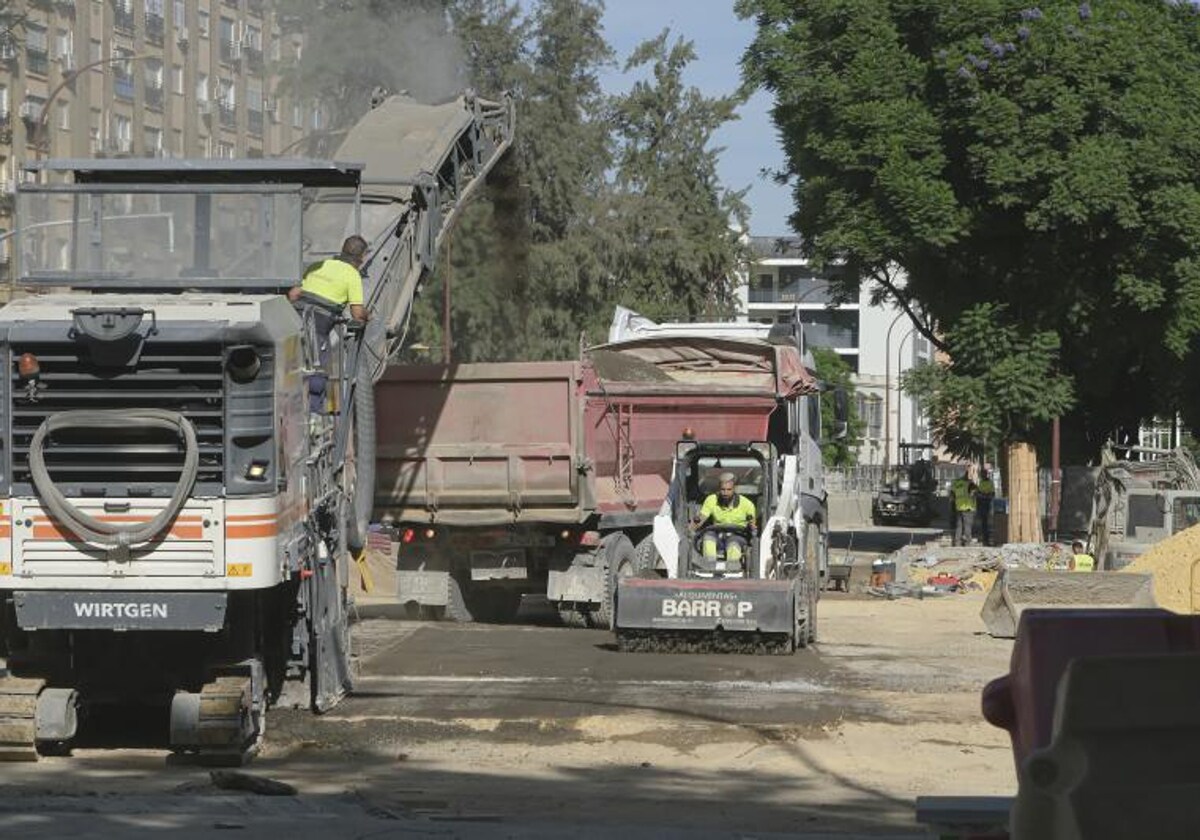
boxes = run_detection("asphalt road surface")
[0,592,1015,839]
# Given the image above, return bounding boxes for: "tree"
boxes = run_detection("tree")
[274,0,461,134]
[810,347,862,466]
[606,31,749,323]
[740,1,1200,534]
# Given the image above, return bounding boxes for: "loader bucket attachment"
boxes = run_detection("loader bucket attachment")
[614,578,799,654]
[981,569,1156,639]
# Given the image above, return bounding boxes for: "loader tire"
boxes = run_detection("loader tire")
[632,535,662,578]
[593,534,637,631]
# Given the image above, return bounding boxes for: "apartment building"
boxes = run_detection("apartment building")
[0,0,331,271]
[737,236,933,466]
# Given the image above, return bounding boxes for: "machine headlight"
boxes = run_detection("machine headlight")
[245,460,270,481]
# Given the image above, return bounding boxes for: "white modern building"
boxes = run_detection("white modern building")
[736,236,933,466]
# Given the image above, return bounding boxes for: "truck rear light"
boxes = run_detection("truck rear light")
[423,528,436,540]
[401,528,415,544]
[578,531,601,546]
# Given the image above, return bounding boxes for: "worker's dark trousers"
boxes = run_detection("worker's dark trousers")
[954,510,975,546]
[299,303,337,413]
[978,506,992,546]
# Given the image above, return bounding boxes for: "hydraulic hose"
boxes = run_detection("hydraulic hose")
[348,359,375,555]
[29,409,199,548]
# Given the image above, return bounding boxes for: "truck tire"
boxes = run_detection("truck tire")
[591,534,636,631]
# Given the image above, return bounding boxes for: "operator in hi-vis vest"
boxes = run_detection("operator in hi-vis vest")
[950,467,977,547]
[288,235,371,413]
[692,472,757,570]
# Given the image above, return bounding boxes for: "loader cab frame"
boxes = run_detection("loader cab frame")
[672,440,777,579]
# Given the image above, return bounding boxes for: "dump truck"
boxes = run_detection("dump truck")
[376,313,839,631]
[0,92,513,761]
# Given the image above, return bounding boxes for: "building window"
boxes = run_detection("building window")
[114,0,134,33]
[25,24,49,76]
[246,80,263,135]
[145,59,164,109]
[171,64,183,95]
[219,16,236,63]
[54,29,72,62]
[57,101,69,131]
[173,128,184,155]
[146,0,165,43]
[291,101,302,129]
[89,124,101,154]
[173,0,185,25]
[749,271,774,304]
[799,310,859,350]
[217,140,235,159]
[196,72,209,102]
[198,9,210,38]
[144,126,163,156]
[217,78,236,129]
[112,114,132,153]
[113,49,135,101]
[0,86,9,120]
[90,39,101,65]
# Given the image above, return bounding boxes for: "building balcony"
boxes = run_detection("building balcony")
[114,75,135,101]
[218,104,237,130]
[247,109,263,136]
[114,8,134,33]
[219,40,239,65]
[26,49,49,77]
[145,13,165,44]
[145,84,164,111]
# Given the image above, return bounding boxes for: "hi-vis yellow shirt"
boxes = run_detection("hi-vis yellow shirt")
[699,494,756,528]
[301,258,363,307]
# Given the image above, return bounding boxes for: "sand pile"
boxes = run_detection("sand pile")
[1122,523,1200,613]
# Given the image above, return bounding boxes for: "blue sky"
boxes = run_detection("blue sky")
[599,0,792,236]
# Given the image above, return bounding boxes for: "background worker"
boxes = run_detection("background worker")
[692,472,757,572]
[288,235,371,412]
[976,469,996,546]
[951,467,977,546]
[1070,539,1095,572]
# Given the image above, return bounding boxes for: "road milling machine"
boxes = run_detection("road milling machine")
[0,92,513,761]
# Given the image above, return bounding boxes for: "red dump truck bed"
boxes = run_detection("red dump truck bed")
[373,338,816,528]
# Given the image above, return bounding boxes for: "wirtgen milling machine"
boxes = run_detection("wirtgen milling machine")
[0,93,512,762]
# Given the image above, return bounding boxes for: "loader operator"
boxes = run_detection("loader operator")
[693,472,757,570]
[287,235,371,413]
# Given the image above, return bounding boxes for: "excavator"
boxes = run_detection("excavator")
[0,91,513,762]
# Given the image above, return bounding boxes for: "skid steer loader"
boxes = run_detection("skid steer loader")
[614,440,820,654]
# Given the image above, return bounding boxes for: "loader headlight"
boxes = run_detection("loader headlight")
[227,346,262,384]
[245,460,269,481]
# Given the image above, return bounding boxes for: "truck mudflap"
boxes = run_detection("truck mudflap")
[614,577,799,654]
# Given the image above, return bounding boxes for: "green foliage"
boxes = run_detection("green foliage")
[607,32,750,322]
[902,303,1074,458]
[739,0,1200,456]
[405,2,747,361]
[810,347,862,466]
[273,0,461,135]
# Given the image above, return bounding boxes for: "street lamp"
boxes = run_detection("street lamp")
[895,326,916,454]
[34,53,154,160]
[882,309,906,469]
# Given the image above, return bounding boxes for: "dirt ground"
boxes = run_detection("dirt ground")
[0,586,1017,838]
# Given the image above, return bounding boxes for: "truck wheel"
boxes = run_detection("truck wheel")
[592,534,636,631]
